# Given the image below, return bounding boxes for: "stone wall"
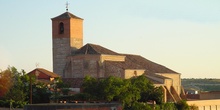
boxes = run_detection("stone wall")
[156,73,181,95]
[65,55,101,78]
[124,69,145,79]
[65,55,128,79]
[100,55,125,62]
[53,38,70,77]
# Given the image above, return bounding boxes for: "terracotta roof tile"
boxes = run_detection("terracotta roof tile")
[28,68,60,78]
[36,68,60,78]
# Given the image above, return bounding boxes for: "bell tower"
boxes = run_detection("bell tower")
[51,11,83,77]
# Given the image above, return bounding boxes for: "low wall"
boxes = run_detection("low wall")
[187,99,220,110]
[0,108,23,110]
[24,103,122,110]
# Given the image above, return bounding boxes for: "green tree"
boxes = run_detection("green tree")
[176,100,189,110]
[4,67,27,102]
[82,76,100,100]
[129,102,152,110]
[55,77,70,96]
[32,82,52,103]
[118,79,140,107]
[131,75,163,104]
[82,75,164,109]
[99,76,124,101]
[131,75,154,102]
[0,67,28,108]
[161,102,177,110]
[147,86,164,104]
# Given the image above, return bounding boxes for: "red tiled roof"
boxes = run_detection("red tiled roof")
[27,68,60,78]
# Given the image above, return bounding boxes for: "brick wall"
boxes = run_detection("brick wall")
[52,16,83,77]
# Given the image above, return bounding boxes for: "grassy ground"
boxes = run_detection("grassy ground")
[182,78,220,91]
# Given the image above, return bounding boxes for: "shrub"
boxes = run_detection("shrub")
[160,102,177,110]
[129,102,152,110]
[189,104,199,110]
[176,100,189,110]
[0,99,27,108]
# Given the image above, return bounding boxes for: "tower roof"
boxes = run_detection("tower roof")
[51,12,83,20]
[74,43,119,55]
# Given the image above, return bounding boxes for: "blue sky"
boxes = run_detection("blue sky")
[0,0,220,78]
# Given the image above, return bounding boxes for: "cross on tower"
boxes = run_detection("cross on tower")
[66,2,69,11]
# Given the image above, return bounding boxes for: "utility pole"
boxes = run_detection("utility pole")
[30,76,32,104]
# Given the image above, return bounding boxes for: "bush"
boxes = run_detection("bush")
[160,102,177,110]
[75,93,96,101]
[189,104,199,110]
[0,99,27,108]
[176,100,189,110]
[128,102,152,110]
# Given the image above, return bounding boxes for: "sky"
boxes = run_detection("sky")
[0,0,220,78]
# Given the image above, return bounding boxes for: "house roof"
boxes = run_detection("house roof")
[51,12,83,20]
[74,43,119,55]
[28,68,60,78]
[73,43,178,74]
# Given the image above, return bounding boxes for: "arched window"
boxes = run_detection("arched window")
[59,22,64,34]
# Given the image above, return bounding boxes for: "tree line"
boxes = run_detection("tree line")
[0,66,198,109]
[0,67,68,108]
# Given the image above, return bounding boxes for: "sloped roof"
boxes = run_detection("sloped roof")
[104,54,177,74]
[28,68,60,78]
[73,43,178,74]
[124,54,177,74]
[51,12,83,20]
[74,43,119,55]
[105,61,143,70]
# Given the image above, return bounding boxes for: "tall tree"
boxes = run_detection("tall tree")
[82,75,164,108]
[0,69,13,97]
[82,76,100,100]
[99,76,124,101]
[3,67,28,102]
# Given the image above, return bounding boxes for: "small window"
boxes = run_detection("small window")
[59,22,64,34]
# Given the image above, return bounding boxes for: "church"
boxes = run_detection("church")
[51,10,186,102]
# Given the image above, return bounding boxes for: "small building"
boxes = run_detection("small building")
[27,68,60,82]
